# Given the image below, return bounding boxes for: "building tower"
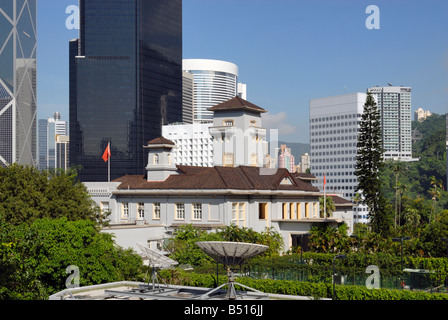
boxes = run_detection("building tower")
[368,86,413,161]
[208,96,268,167]
[70,0,183,182]
[182,59,246,123]
[309,92,369,224]
[0,0,37,167]
[38,112,68,170]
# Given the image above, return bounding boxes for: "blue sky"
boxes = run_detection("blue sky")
[37,0,448,143]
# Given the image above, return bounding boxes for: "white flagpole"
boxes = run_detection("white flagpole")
[324,173,326,219]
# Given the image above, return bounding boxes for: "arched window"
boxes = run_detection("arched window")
[153,154,159,165]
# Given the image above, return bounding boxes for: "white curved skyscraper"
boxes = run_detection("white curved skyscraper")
[183,59,246,123]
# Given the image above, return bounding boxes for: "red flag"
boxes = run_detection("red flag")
[102,143,111,162]
[323,173,326,188]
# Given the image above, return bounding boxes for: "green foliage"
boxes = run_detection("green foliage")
[0,217,143,299]
[158,269,448,300]
[0,164,106,227]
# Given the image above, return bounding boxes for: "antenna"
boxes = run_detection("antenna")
[196,241,269,300]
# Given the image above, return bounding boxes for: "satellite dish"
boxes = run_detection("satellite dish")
[196,241,268,266]
[195,241,269,300]
[136,243,178,292]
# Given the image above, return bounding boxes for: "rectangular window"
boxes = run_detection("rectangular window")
[259,203,268,220]
[122,202,129,219]
[176,203,185,220]
[192,203,202,220]
[232,203,238,221]
[153,203,161,219]
[239,203,245,222]
[137,203,145,219]
[232,203,246,222]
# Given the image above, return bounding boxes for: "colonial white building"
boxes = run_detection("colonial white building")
[85,136,350,253]
[208,96,269,168]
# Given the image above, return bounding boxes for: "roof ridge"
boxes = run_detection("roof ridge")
[236,166,256,189]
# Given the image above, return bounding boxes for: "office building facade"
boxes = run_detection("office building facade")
[70,0,183,181]
[309,93,369,224]
[0,0,37,167]
[182,71,194,124]
[368,86,413,161]
[182,59,246,123]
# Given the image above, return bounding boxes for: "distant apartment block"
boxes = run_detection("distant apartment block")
[414,107,432,122]
[368,86,413,161]
[299,153,310,173]
[277,145,296,173]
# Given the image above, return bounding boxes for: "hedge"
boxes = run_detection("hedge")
[159,269,448,300]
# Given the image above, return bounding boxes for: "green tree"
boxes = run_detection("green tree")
[0,217,143,299]
[355,92,391,234]
[0,164,106,227]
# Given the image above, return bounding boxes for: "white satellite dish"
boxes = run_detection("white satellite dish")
[195,241,269,300]
[136,243,178,291]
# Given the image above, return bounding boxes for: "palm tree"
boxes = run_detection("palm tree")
[429,176,443,222]
[319,196,336,218]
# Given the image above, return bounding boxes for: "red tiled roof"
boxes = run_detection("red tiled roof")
[147,136,175,146]
[114,165,320,192]
[207,96,267,114]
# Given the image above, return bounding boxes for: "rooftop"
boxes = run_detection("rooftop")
[207,96,267,114]
[113,165,320,193]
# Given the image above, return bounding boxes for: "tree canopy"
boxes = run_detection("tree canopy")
[0,164,106,227]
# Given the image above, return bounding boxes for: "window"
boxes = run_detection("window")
[232,203,245,222]
[138,203,145,219]
[192,203,202,220]
[153,154,159,165]
[100,202,109,215]
[259,203,268,220]
[153,203,161,219]
[121,202,129,219]
[176,203,185,220]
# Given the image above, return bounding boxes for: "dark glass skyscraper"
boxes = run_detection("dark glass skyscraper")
[0,1,37,167]
[70,0,182,181]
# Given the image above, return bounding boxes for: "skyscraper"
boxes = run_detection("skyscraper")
[182,59,246,123]
[70,0,183,182]
[0,1,37,167]
[309,93,369,224]
[38,112,68,170]
[368,86,413,161]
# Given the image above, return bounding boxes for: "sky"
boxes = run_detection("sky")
[36,0,448,143]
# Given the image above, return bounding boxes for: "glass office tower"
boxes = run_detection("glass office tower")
[70,0,182,181]
[0,0,37,167]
